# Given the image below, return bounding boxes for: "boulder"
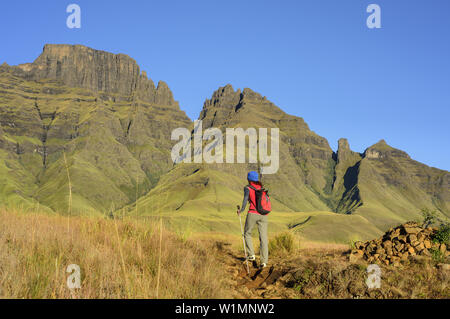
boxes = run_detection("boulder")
[411,240,420,247]
[382,241,393,249]
[398,235,407,243]
[349,249,364,262]
[402,225,422,235]
[416,243,425,251]
[437,263,450,272]
[408,234,417,243]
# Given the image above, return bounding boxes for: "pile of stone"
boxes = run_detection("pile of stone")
[350,222,448,266]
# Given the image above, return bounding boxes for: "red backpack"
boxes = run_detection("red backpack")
[248,185,272,215]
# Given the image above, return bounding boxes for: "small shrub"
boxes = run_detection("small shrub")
[421,208,437,228]
[430,248,445,263]
[269,232,296,255]
[432,223,450,245]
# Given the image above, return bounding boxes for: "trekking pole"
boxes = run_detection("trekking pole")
[237,205,250,275]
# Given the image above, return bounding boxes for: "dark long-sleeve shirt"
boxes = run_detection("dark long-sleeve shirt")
[240,187,250,213]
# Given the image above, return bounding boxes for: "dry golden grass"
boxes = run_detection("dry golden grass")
[277,253,450,299]
[2,208,448,300]
[0,208,226,299]
[298,240,349,251]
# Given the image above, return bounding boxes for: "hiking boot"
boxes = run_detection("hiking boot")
[247,255,256,261]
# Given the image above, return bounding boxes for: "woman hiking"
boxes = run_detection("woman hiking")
[237,171,271,269]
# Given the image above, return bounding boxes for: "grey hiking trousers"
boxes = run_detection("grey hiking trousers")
[244,213,268,264]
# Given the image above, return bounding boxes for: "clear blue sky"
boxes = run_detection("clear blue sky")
[0,0,449,170]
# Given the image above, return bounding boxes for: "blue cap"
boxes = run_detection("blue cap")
[247,171,259,182]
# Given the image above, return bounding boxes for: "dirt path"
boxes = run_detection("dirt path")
[214,241,298,299]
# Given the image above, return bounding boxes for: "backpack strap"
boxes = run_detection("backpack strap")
[246,185,257,208]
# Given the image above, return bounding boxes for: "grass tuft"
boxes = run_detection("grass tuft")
[269,231,297,255]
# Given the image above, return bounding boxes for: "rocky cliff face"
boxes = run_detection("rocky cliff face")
[364,140,410,160]
[4,44,177,106]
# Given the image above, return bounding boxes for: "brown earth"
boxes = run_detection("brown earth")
[214,238,450,299]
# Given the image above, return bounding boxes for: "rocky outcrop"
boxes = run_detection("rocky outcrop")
[202,84,241,110]
[332,138,363,214]
[200,85,272,122]
[154,81,177,106]
[6,44,177,106]
[336,138,352,163]
[350,222,449,266]
[364,140,410,160]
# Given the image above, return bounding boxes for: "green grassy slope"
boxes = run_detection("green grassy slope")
[288,211,383,243]
[352,140,450,229]
[0,66,191,215]
[0,149,43,210]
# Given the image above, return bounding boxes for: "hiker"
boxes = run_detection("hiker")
[237,171,271,269]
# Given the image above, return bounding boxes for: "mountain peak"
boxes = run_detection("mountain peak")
[336,138,361,164]
[203,84,241,110]
[242,87,265,102]
[203,85,268,111]
[365,139,410,160]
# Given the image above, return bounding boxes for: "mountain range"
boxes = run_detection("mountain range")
[0,44,448,241]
